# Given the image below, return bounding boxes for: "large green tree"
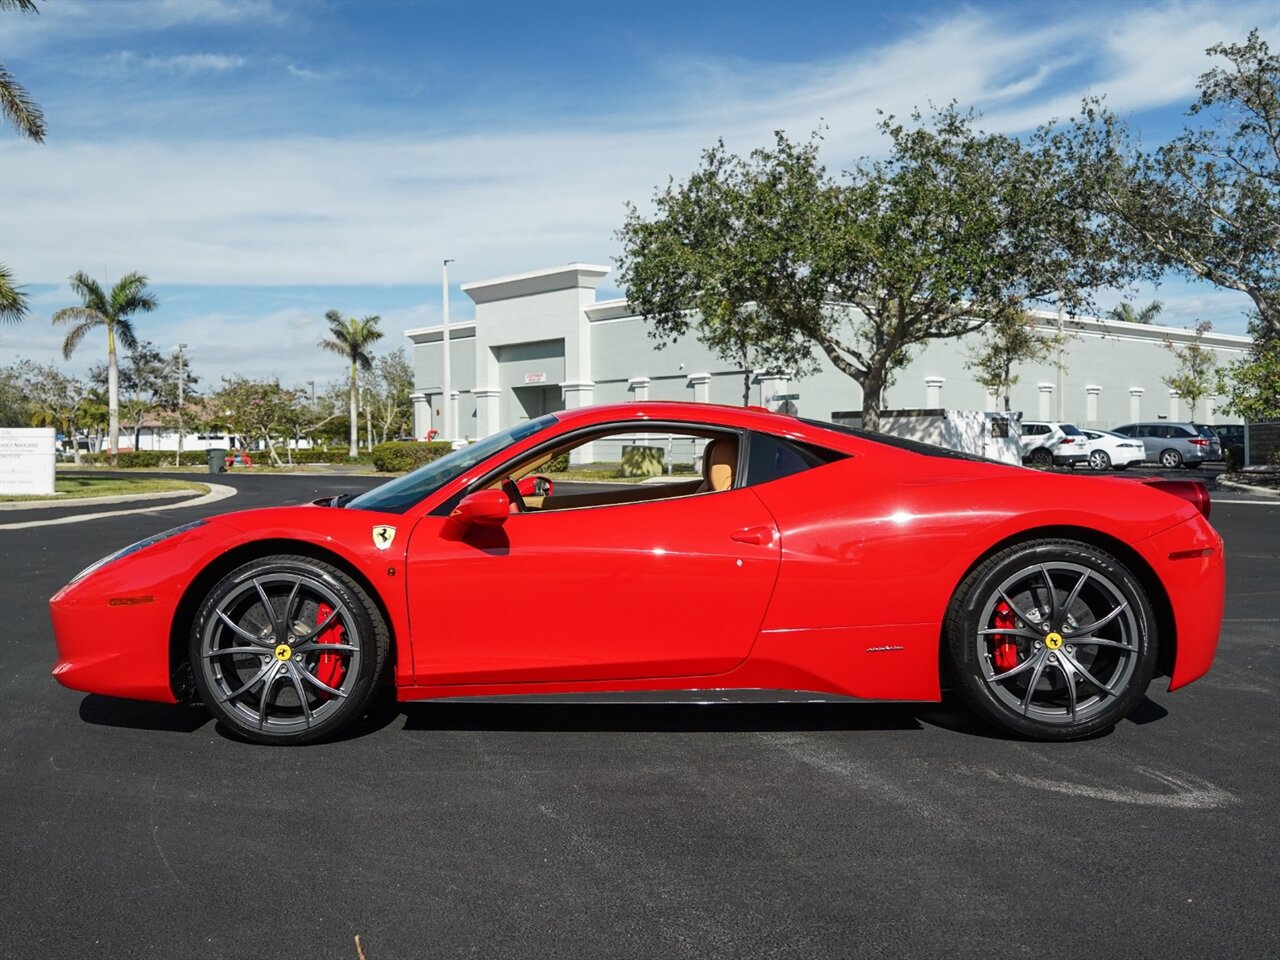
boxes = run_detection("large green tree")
[52,272,159,463]
[208,376,303,467]
[1055,31,1278,343]
[0,263,29,324]
[619,108,1124,429]
[319,310,383,458]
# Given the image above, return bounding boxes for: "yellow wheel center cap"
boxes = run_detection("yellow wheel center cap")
[1045,632,1064,650]
[273,643,294,661]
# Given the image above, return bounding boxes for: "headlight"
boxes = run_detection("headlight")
[69,520,208,585]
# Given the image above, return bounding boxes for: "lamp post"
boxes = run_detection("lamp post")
[442,258,454,441]
[175,343,188,467]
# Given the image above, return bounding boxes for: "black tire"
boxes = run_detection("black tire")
[1088,449,1111,471]
[1159,449,1183,468]
[1028,448,1053,469]
[190,555,390,745]
[945,539,1156,741]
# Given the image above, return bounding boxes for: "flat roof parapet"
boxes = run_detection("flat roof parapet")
[461,263,611,304]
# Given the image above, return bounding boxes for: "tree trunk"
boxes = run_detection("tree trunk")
[742,369,751,407]
[861,370,885,432]
[347,363,358,459]
[107,326,119,465]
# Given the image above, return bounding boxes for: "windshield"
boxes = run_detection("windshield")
[345,415,557,514]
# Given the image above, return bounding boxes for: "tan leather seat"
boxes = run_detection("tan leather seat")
[698,437,738,493]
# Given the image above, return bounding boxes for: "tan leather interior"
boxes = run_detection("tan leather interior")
[698,437,738,493]
[540,479,702,512]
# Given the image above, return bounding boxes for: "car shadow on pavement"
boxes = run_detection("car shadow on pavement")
[78,694,213,733]
[400,700,926,734]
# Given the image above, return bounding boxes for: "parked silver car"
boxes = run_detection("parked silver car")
[1110,421,1220,468]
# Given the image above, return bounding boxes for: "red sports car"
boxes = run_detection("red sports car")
[50,402,1223,745]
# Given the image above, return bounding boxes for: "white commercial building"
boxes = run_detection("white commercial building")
[406,262,1253,446]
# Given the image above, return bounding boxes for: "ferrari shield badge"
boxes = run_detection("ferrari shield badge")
[372,525,397,550]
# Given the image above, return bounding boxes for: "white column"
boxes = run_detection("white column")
[757,372,788,409]
[1129,387,1144,422]
[925,376,945,408]
[1038,383,1054,420]
[561,381,596,463]
[628,376,650,402]
[473,388,500,441]
[1085,385,1101,425]
[688,372,711,404]
[985,391,998,413]
[1168,390,1180,422]
[410,392,429,439]
[1204,395,1217,424]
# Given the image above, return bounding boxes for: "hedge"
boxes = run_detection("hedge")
[371,441,455,473]
[77,450,209,467]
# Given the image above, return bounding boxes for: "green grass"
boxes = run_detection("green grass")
[0,477,209,503]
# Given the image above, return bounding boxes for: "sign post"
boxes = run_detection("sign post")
[0,428,57,496]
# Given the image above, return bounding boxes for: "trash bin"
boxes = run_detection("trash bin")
[208,448,228,474]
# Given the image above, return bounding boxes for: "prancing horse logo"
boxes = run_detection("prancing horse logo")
[372,525,397,550]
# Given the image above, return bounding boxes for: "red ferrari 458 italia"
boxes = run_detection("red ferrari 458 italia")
[50,402,1223,744]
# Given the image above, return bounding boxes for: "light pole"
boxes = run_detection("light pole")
[442,258,454,441]
[175,343,188,467]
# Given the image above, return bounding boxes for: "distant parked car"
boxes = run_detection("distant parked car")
[1211,424,1244,451]
[1019,421,1089,468]
[1111,422,1220,468]
[1078,429,1146,471]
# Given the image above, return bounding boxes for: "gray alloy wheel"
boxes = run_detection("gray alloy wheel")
[1088,449,1111,471]
[190,555,388,745]
[946,539,1156,741]
[1028,448,1053,469]
[1159,448,1183,468]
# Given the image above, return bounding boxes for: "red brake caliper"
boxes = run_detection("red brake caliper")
[992,601,1020,672]
[314,602,345,698]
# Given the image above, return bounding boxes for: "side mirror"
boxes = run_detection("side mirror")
[450,489,510,526]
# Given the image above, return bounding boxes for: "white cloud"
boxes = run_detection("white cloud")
[118,51,246,74]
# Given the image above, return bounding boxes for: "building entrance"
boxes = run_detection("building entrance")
[513,384,564,420]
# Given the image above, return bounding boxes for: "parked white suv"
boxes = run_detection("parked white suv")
[1019,421,1089,468]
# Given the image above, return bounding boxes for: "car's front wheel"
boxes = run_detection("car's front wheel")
[945,539,1156,740]
[190,555,389,745]
[1159,449,1184,468]
[1088,450,1111,471]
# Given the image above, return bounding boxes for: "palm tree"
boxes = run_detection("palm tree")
[0,262,28,323]
[1106,300,1164,325]
[319,310,383,459]
[52,272,158,463]
[0,0,46,143]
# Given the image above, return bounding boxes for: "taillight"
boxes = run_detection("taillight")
[1059,437,1075,444]
[1189,438,1209,446]
[1145,479,1211,520]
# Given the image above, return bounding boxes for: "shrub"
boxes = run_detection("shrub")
[1225,444,1246,473]
[78,450,209,467]
[545,452,571,473]
[371,441,454,473]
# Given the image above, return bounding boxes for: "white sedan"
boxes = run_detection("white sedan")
[1079,429,1146,471]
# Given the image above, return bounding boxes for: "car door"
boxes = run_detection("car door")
[403,486,782,685]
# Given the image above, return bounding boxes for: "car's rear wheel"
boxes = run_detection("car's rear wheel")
[1088,450,1111,471]
[190,555,389,745]
[1159,449,1183,468]
[1028,448,1052,469]
[945,539,1156,740]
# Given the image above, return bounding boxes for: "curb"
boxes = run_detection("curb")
[1216,477,1280,499]
[0,486,209,512]
[0,483,238,531]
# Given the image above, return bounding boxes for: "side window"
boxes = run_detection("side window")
[745,432,824,486]
[1136,425,1155,438]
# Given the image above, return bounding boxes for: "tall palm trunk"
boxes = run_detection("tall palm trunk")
[107,326,120,464]
[348,362,358,459]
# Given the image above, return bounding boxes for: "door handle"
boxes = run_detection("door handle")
[730,525,774,546]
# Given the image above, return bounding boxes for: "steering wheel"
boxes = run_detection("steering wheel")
[500,477,526,513]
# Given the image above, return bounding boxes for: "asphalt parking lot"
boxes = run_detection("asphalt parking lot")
[1,469,1277,959]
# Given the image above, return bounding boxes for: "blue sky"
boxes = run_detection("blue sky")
[1,0,1275,390]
